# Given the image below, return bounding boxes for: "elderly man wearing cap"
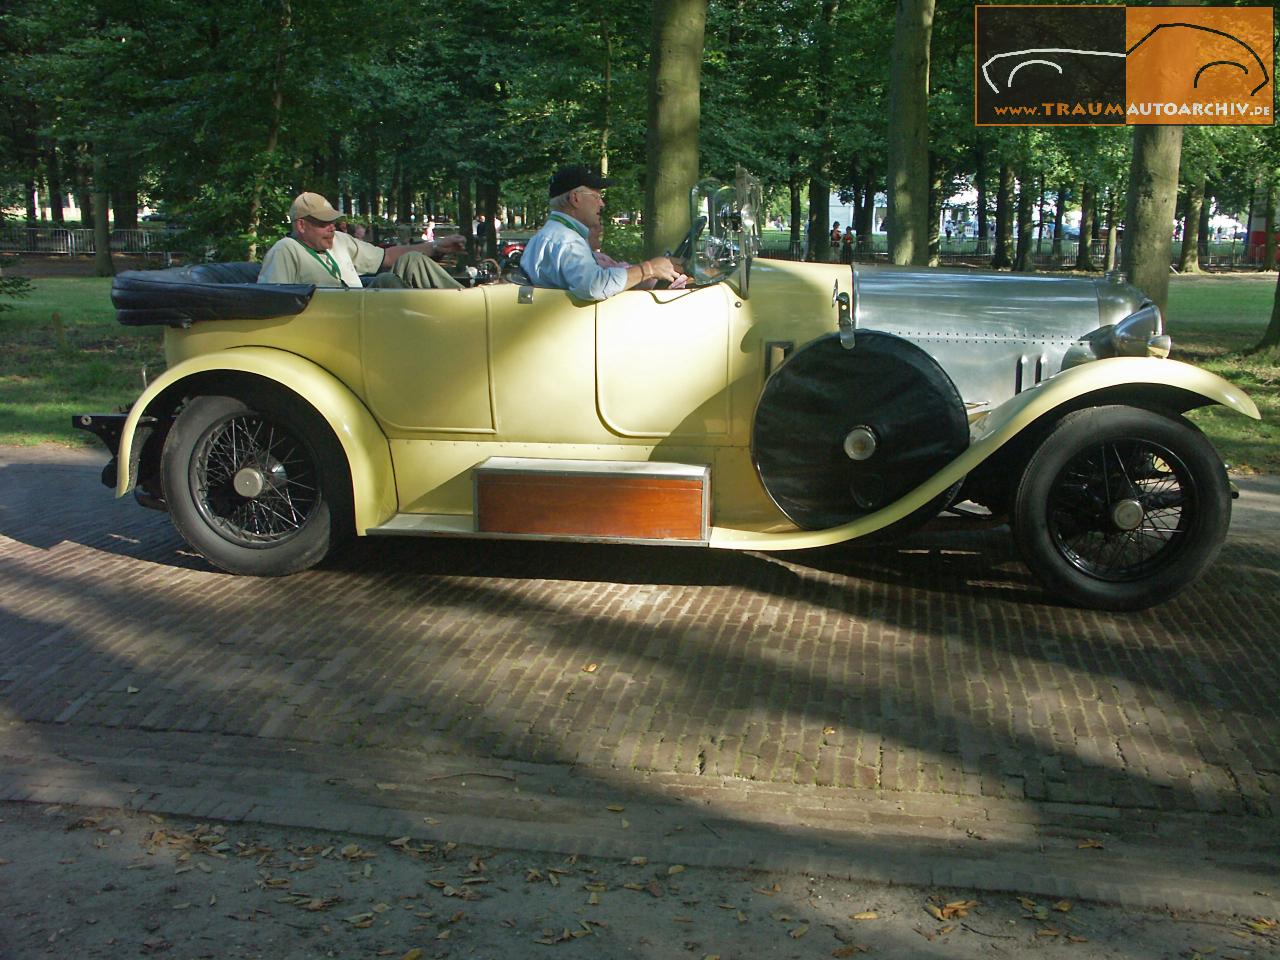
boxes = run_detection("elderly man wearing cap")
[258,192,466,289]
[520,165,686,301]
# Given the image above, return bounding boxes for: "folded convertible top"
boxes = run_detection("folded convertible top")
[111,263,316,328]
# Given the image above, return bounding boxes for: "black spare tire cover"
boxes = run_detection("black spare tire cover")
[752,331,969,530]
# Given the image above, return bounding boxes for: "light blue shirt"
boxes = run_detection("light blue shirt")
[520,212,628,302]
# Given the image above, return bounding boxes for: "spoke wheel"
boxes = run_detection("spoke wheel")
[193,412,320,548]
[1013,406,1230,611]
[162,392,349,576]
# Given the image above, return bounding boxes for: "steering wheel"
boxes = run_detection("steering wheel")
[672,216,707,264]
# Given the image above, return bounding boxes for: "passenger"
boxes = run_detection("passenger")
[587,223,685,290]
[258,192,466,289]
[520,165,687,301]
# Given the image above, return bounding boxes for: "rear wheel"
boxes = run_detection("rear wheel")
[161,391,349,576]
[1012,406,1230,611]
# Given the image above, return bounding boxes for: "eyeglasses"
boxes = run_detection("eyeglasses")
[576,188,604,204]
[303,216,335,227]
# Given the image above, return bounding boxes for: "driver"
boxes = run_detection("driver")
[258,192,466,289]
[520,165,687,301]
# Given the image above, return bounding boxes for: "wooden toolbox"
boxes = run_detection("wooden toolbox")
[474,458,711,544]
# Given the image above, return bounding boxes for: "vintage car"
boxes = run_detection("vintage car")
[77,173,1259,611]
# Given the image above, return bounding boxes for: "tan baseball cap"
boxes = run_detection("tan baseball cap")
[288,192,341,222]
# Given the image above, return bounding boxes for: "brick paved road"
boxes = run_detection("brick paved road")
[1,445,1277,909]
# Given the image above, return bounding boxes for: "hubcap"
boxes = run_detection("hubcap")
[233,466,267,498]
[1110,498,1144,531]
[843,426,878,461]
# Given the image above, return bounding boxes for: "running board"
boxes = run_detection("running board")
[367,458,712,546]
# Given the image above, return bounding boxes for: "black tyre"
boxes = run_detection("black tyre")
[1012,406,1230,611]
[161,391,349,576]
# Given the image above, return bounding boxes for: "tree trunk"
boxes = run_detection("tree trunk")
[46,145,65,225]
[643,0,707,258]
[1254,267,1280,350]
[808,177,831,262]
[113,189,138,230]
[886,0,934,266]
[1014,174,1035,272]
[1104,193,1118,273]
[458,176,473,255]
[857,172,875,250]
[788,168,803,257]
[926,158,943,266]
[992,164,1013,268]
[1264,182,1277,272]
[1074,182,1096,271]
[91,150,114,277]
[1178,176,1205,273]
[1052,183,1067,260]
[975,135,988,256]
[601,23,613,175]
[1122,124,1183,312]
[24,177,38,223]
[809,0,838,263]
[247,0,291,260]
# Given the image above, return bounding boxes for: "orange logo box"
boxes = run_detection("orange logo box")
[1126,7,1274,125]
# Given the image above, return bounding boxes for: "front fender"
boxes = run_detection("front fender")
[711,357,1258,550]
[116,348,397,533]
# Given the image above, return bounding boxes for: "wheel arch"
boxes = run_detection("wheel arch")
[116,349,397,534]
[713,357,1255,551]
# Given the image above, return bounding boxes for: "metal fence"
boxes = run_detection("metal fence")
[757,233,1261,269]
[0,226,185,257]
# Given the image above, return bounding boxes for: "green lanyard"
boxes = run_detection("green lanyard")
[548,212,588,238]
[298,239,344,283]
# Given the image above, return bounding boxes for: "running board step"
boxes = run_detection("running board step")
[475,457,710,543]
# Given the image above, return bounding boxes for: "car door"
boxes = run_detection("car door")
[594,284,734,439]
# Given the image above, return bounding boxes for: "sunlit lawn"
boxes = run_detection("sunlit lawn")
[1166,273,1278,474]
[1,270,1275,473]
[0,277,163,445]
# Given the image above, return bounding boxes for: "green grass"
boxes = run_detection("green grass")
[1166,274,1278,475]
[2,273,1276,474]
[0,277,164,445]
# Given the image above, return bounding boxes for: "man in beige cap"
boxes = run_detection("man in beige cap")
[258,192,466,288]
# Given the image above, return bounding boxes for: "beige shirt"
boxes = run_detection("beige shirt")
[257,232,385,287]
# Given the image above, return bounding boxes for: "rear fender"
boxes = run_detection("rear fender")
[712,357,1258,550]
[116,348,397,533]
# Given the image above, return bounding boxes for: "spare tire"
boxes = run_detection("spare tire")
[752,331,969,530]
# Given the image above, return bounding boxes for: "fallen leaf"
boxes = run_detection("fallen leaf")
[646,880,665,898]
[1078,838,1104,849]
[623,883,646,891]
[1036,927,1062,937]
[1053,900,1073,913]
[401,950,424,960]
[583,663,599,673]
[127,686,140,694]
[832,946,870,957]
[606,805,625,813]
[1067,934,1089,943]
[668,865,686,876]
[823,726,836,735]
[790,925,810,939]
[628,857,648,867]
[755,884,781,896]
[850,911,878,920]
[588,892,600,905]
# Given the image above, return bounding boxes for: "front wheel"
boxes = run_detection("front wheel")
[161,391,349,576]
[1012,406,1231,611]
